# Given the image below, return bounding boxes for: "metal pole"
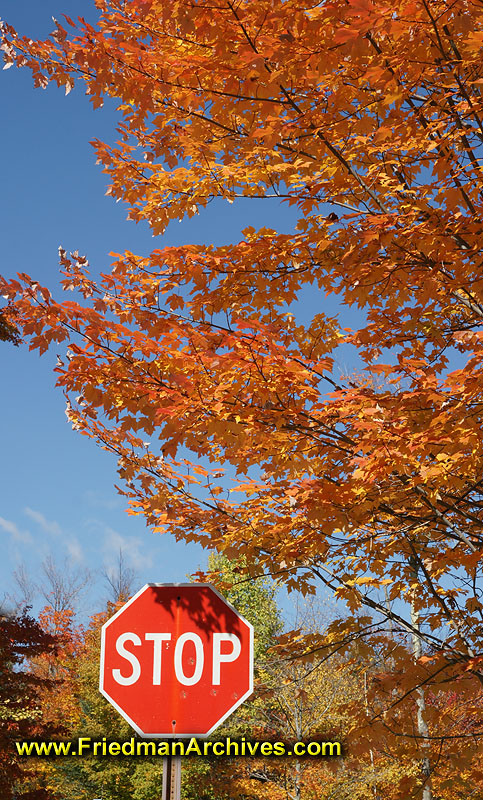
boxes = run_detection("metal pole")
[162,754,181,800]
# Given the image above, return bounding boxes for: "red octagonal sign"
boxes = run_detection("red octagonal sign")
[99,584,254,737]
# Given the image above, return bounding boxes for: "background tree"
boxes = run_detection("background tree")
[214,600,409,800]
[10,556,91,620]
[0,607,60,800]
[38,555,91,616]
[41,555,283,800]
[26,604,85,800]
[3,1,483,794]
[103,547,138,603]
[49,601,160,800]
[182,553,284,800]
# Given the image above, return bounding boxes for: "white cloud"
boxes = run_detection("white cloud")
[102,526,153,573]
[66,536,84,564]
[0,516,32,544]
[24,507,62,537]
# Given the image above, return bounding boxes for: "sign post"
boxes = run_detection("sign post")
[161,754,181,800]
[99,583,254,797]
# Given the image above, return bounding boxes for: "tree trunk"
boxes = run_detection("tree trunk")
[410,561,432,800]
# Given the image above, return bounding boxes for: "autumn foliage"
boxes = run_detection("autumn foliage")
[0,609,60,799]
[2,0,483,795]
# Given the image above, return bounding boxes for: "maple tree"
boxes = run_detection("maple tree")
[2,0,483,794]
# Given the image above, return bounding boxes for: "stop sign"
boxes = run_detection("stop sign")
[99,583,253,737]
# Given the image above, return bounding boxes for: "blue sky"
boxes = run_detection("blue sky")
[1,0,323,619]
